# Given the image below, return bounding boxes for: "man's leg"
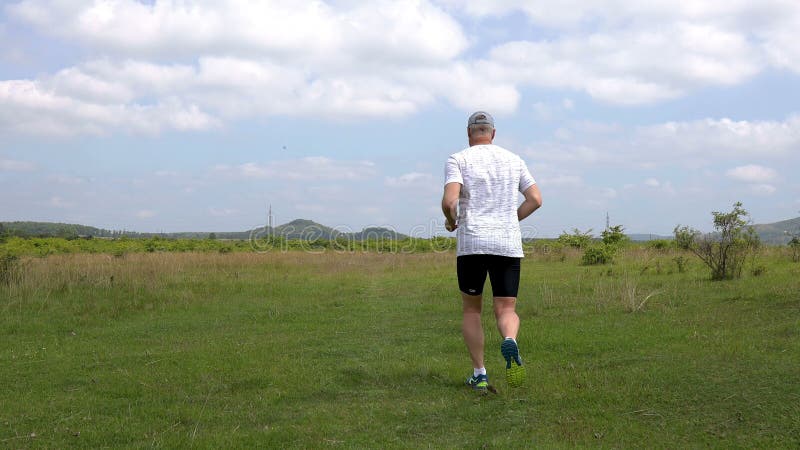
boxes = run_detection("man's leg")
[493,297,519,339]
[488,257,525,386]
[461,292,484,370]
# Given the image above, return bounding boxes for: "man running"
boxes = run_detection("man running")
[442,111,542,391]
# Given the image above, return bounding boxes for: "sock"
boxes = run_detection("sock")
[505,337,516,343]
[473,367,487,377]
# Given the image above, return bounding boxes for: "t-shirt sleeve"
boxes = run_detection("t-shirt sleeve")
[519,158,536,192]
[444,155,463,185]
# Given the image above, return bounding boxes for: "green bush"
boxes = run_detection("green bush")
[0,251,19,286]
[789,237,800,263]
[673,225,697,250]
[601,225,629,247]
[673,255,688,273]
[558,228,593,249]
[582,244,615,265]
[647,239,672,251]
[690,202,760,281]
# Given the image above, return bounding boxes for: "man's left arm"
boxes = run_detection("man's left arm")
[518,184,542,221]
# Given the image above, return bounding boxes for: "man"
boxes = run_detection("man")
[441,111,542,391]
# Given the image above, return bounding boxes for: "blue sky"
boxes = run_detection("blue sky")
[1,0,799,237]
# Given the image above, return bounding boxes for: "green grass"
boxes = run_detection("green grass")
[1,249,798,448]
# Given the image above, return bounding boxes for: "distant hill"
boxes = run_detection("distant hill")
[262,219,408,240]
[627,233,672,242]
[4,217,796,244]
[625,217,800,245]
[752,217,800,245]
[1,221,118,238]
[0,219,409,241]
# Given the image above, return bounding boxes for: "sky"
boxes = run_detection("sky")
[1,0,799,238]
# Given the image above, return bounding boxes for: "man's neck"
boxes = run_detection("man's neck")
[469,138,493,146]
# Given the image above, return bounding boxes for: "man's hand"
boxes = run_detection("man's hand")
[445,219,458,232]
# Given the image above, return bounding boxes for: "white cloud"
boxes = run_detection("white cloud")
[2,1,476,134]
[49,196,73,208]
[644,178,661,187]
[525,115,800,178]
[136,210,156,219]
[295,204,327,213]
[635,116,800,161]
[219,157,377,181]
[9,0,467,65]
[486,22,761,104]
[441,1,794,32]
[0,79,220,136]
[532,99,575,121]
[385,172,435,188]
[750,184,777,195]
[726,164,779,183]
[0,159,35,171]
[208,207,238,217]
[601,187,617,198]
[443,0,800,102]
[49,174,87,184]
[539,174,583,187]
[3,0,800,137]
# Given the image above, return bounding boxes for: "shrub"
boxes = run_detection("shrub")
[0,251,19,286]
[582,244,615,265]
[647,239,672,251]
[601,225,629,247]
[690,202,760,281]
[558,228,593,249]
[673,225,697,250]
[673,255,688,273]
[790,237,800,263]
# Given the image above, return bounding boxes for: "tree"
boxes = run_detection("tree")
[787,211,800,262]
[581,224,629,265]
[601,224,629,247]
[790,237,800,263]
[673,225,697,250]
[690,202,759,280]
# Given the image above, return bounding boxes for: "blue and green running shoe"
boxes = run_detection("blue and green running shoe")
[465,373,489,391]
[501,338,526,387]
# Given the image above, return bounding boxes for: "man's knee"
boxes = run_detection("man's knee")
[462,293,483,313]
[493,296,517,314]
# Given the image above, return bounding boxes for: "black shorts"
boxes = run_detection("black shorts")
[457,254,521,297]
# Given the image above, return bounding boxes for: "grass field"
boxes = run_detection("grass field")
[1,247,799,448]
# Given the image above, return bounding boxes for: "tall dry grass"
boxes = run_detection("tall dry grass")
[0,251,455,307]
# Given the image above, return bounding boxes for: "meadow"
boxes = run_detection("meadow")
[0,243,798,448]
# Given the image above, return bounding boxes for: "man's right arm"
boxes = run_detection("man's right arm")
[518,184,542,221]
[442,182,461,231]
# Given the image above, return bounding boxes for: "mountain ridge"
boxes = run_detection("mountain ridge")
[0,219,409,241]
[3,217,798,244]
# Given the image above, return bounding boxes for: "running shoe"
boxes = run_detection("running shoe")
[465,373,489,391]
[501,338,526,387]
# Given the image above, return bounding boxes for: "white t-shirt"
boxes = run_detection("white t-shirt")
[444,144,536,257]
